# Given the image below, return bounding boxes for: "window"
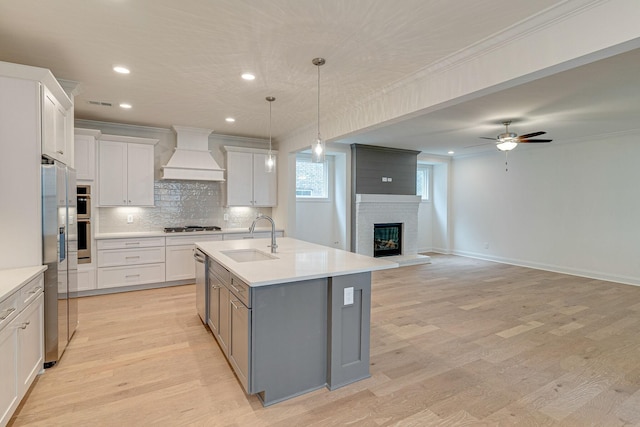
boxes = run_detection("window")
[416,165,431,201]
[296,154,329,199]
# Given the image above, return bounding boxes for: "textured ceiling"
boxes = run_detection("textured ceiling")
[1,1,637,157]
[0,0,561,144]
[338,47,640,156]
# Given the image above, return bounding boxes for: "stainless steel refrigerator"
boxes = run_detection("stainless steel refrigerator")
[42,158,78,367]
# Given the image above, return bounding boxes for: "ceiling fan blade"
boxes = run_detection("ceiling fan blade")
[518,131,546,139]
[519,139,552,143]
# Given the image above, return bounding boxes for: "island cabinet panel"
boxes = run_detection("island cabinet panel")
[250,278,329,406]
[217,284,230,357]
[327,272,372,389]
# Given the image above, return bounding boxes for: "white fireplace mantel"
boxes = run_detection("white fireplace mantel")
[354,193,421,258]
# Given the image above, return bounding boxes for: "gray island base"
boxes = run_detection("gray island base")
[196,237,396,406]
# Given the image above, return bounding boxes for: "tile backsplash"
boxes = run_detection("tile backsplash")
[97,180,271,233]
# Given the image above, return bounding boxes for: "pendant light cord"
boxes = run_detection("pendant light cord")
[317,62,321,140]
[269,100,272,150]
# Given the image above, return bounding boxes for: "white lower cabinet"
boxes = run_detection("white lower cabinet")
[16,294,43,394]
[165,235,223,282]
[97,237,166,289]
[94,231,283,292]
[0,316,18,427]
[0,274,44,427]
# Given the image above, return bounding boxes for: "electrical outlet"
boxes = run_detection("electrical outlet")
[127,214,134,223]
[388,177,392,182]
[224,213,229,221]
[382,177,388,182]
[344,287,354,306]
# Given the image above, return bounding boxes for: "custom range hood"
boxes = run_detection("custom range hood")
[162,126,225,181]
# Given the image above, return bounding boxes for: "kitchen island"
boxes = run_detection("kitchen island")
[196,237,397,406]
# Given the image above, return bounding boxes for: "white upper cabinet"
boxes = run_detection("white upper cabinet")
[41,85,72,165]
[98,135,158,207]
[74,128,101,181]
[224,146,277,207]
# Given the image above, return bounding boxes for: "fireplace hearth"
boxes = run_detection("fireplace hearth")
[374,223,402,257]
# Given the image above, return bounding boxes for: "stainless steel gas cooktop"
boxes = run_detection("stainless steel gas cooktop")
[163,225,222,233]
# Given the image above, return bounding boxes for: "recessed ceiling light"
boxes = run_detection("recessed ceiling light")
[241,73,255,81]
[119,103,132,109]
[225,117,235,123]
[113,66,130,74]
[448,151,455,155]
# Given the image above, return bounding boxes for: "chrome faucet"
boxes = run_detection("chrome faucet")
[249,213,278,253]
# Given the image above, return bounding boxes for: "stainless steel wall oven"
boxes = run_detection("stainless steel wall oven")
[77,185,91,219]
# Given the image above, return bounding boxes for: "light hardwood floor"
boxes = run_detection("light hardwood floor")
[10,254,640,426]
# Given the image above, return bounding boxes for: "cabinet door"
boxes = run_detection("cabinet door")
[229,298,250,392]
[0,319,18,427]
[218,285,230,357]
[42,86,68,164]
[208,278,221,336]
[165,245,196,281]
[17,294,43,395]
[127,143,155,206]
[75,134,95,180]
[98,140,128,206]
[252,153,277,206]
[226,151,253,206]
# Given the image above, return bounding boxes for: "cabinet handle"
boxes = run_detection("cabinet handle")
[0,307,16,320]
[125,274,140,278]
[57,150,64,154]
[125,242,140,245]
[210,284,220,290]
[231,300,239,310]
[29,286,43,294]
[125,256,140,259]
[230,283,244,294]
[19,321,31,329]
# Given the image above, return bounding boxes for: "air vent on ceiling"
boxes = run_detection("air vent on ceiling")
[87,100,113,107]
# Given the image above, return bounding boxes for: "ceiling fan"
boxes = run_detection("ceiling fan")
[479,120,552,151]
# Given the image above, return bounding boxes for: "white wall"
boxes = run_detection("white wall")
[432,163,450,253]
[451,131,640,286]
[416,201,433,253]
[294,150,349,249]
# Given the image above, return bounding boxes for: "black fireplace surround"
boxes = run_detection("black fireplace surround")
[373,223,402,257]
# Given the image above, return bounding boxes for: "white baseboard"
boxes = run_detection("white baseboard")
[452,249,640,288]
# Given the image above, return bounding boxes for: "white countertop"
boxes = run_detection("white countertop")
[0,265,47,302]
[196,237,398,287]
[95,227,282,239]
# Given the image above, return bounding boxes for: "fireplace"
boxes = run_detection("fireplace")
[373,223,402,257]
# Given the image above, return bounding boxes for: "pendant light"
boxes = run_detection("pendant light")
[265,96,276,173]
[311,57,326,163]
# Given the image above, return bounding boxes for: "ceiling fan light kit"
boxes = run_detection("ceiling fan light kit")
[479,120,552,152]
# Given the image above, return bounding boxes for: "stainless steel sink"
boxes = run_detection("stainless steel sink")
[221,249,278,263]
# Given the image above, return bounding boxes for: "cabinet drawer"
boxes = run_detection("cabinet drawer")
[97,247,165,267]
[18,275,44,310]
[229,274,250,308]
[0,292,19,331]
[166,234,223,246]
[97,237,165,250]
[209,259,230,285]
[97,263,165,288]
[223,231,283,241]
